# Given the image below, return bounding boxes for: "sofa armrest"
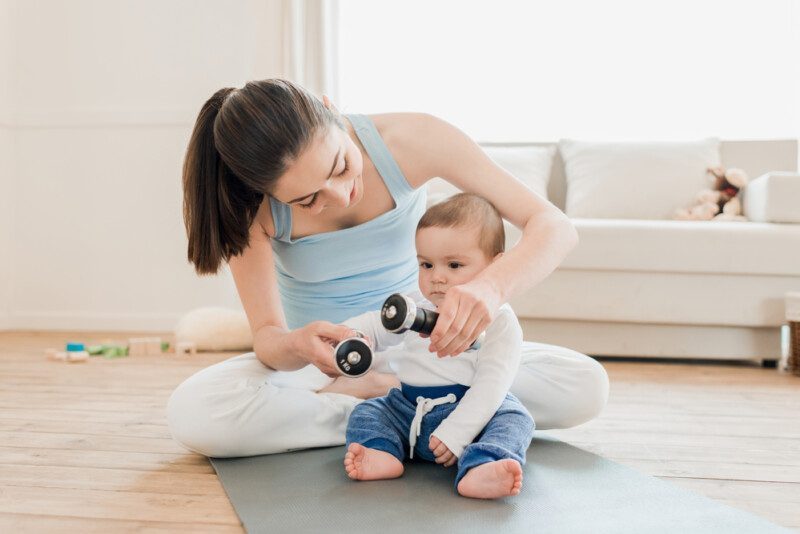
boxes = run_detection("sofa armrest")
[744,172,800,223]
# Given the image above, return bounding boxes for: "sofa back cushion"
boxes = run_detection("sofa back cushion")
[426,145,556,206]
[559,139,721,219]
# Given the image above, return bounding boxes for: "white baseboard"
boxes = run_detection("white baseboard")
[1,311,181,332]
[518,318,781,362]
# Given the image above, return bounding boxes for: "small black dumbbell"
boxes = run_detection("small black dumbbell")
[334,331,373,377]
[380,293,484,350]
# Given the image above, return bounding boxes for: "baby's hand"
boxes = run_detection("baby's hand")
[429,435,456,467]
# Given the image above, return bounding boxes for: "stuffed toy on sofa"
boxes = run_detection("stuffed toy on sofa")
[674,166,749,221]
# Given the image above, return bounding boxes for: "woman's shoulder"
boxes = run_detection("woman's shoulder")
[364,112,444,189]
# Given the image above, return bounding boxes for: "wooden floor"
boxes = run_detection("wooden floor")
[1,331,798,532]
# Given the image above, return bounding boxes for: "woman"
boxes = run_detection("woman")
[168,79,608,458]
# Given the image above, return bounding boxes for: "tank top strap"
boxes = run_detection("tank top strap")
[268,195,292,242]
[345,114,415,202]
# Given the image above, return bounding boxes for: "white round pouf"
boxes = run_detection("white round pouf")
[174,307,253,352]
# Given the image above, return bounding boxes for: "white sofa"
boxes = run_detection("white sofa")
[430,139,800,363]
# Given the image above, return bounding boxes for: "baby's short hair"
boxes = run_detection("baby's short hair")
[416,192,505,258]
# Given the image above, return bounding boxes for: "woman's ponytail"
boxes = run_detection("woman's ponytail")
[182,87,261,275]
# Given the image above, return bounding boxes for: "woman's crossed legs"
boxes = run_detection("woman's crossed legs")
[166,341,608,458]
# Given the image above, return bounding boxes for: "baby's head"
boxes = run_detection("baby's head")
[416,193,505,306]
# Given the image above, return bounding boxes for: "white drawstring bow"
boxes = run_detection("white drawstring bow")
[408,393,457,458]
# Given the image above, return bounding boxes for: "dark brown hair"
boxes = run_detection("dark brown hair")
[182,78,345,274]
[417,193,505,258]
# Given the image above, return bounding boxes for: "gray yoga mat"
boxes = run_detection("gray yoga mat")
[210,435,788,534]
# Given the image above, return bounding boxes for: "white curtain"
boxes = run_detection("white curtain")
[280,0,339,101]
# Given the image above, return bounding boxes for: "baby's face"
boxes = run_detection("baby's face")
[415,225,494,307]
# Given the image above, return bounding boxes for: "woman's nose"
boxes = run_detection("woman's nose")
[329,183,350,207]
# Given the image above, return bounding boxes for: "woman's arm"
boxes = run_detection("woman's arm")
[394,113,578,356]
[228,217,352,376]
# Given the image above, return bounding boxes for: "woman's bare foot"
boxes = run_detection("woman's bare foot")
[344,443,404,480]
[318,371,400,400]
[457,459,523,499]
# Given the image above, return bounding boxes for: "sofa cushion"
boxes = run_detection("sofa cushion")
[504,219,800,327]
[563,219,800,276]
[559,139,721,220]
[744,171,800,223]
[426,145,555,206]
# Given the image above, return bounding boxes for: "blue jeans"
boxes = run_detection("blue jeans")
[345,383,535,488]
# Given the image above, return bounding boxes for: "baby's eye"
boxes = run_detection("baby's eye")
[419,262,432,269]
[448,262,462,269]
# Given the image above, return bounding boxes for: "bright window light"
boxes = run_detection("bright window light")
[337,0,799,141]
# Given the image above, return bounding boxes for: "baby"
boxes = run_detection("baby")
[341,192,534,499]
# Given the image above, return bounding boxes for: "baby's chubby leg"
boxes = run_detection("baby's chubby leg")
[344,390,412,481]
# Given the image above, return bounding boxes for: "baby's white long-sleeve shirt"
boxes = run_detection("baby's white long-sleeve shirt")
[342,291,523,458]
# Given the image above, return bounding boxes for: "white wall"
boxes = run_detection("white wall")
[0,0,15,329]
[4,0,287,331]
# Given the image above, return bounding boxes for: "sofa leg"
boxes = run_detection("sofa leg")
[761,359,777,368]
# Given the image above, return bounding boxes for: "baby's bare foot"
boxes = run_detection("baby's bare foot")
[457,459,523,499]
[344,443,404,480]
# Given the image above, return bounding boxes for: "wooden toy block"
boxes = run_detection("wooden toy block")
[66,351,89,363]
[45,348,66,361]
[175,341,197,355]
[128,337,163,356]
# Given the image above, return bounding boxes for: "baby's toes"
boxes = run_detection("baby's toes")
[344,461,359,477]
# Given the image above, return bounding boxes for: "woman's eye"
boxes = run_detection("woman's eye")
[448,262,462,269]
[337,161,349,176]
[299,193,318,208]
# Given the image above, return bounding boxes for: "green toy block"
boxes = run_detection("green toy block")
[101,345,129,358]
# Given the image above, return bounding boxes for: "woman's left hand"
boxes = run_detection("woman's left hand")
[428,278,502,357]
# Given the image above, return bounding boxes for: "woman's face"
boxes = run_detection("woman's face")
[271,125,364,214]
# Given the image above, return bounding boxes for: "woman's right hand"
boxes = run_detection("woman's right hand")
[288,321,358,377]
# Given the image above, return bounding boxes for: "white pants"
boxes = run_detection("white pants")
[166,342,609,458]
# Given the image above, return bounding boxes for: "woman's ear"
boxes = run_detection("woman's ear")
[322,94,340,114]
[492,252,504,262]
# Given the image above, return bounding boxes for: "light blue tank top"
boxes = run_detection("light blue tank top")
[269,114,427,329]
